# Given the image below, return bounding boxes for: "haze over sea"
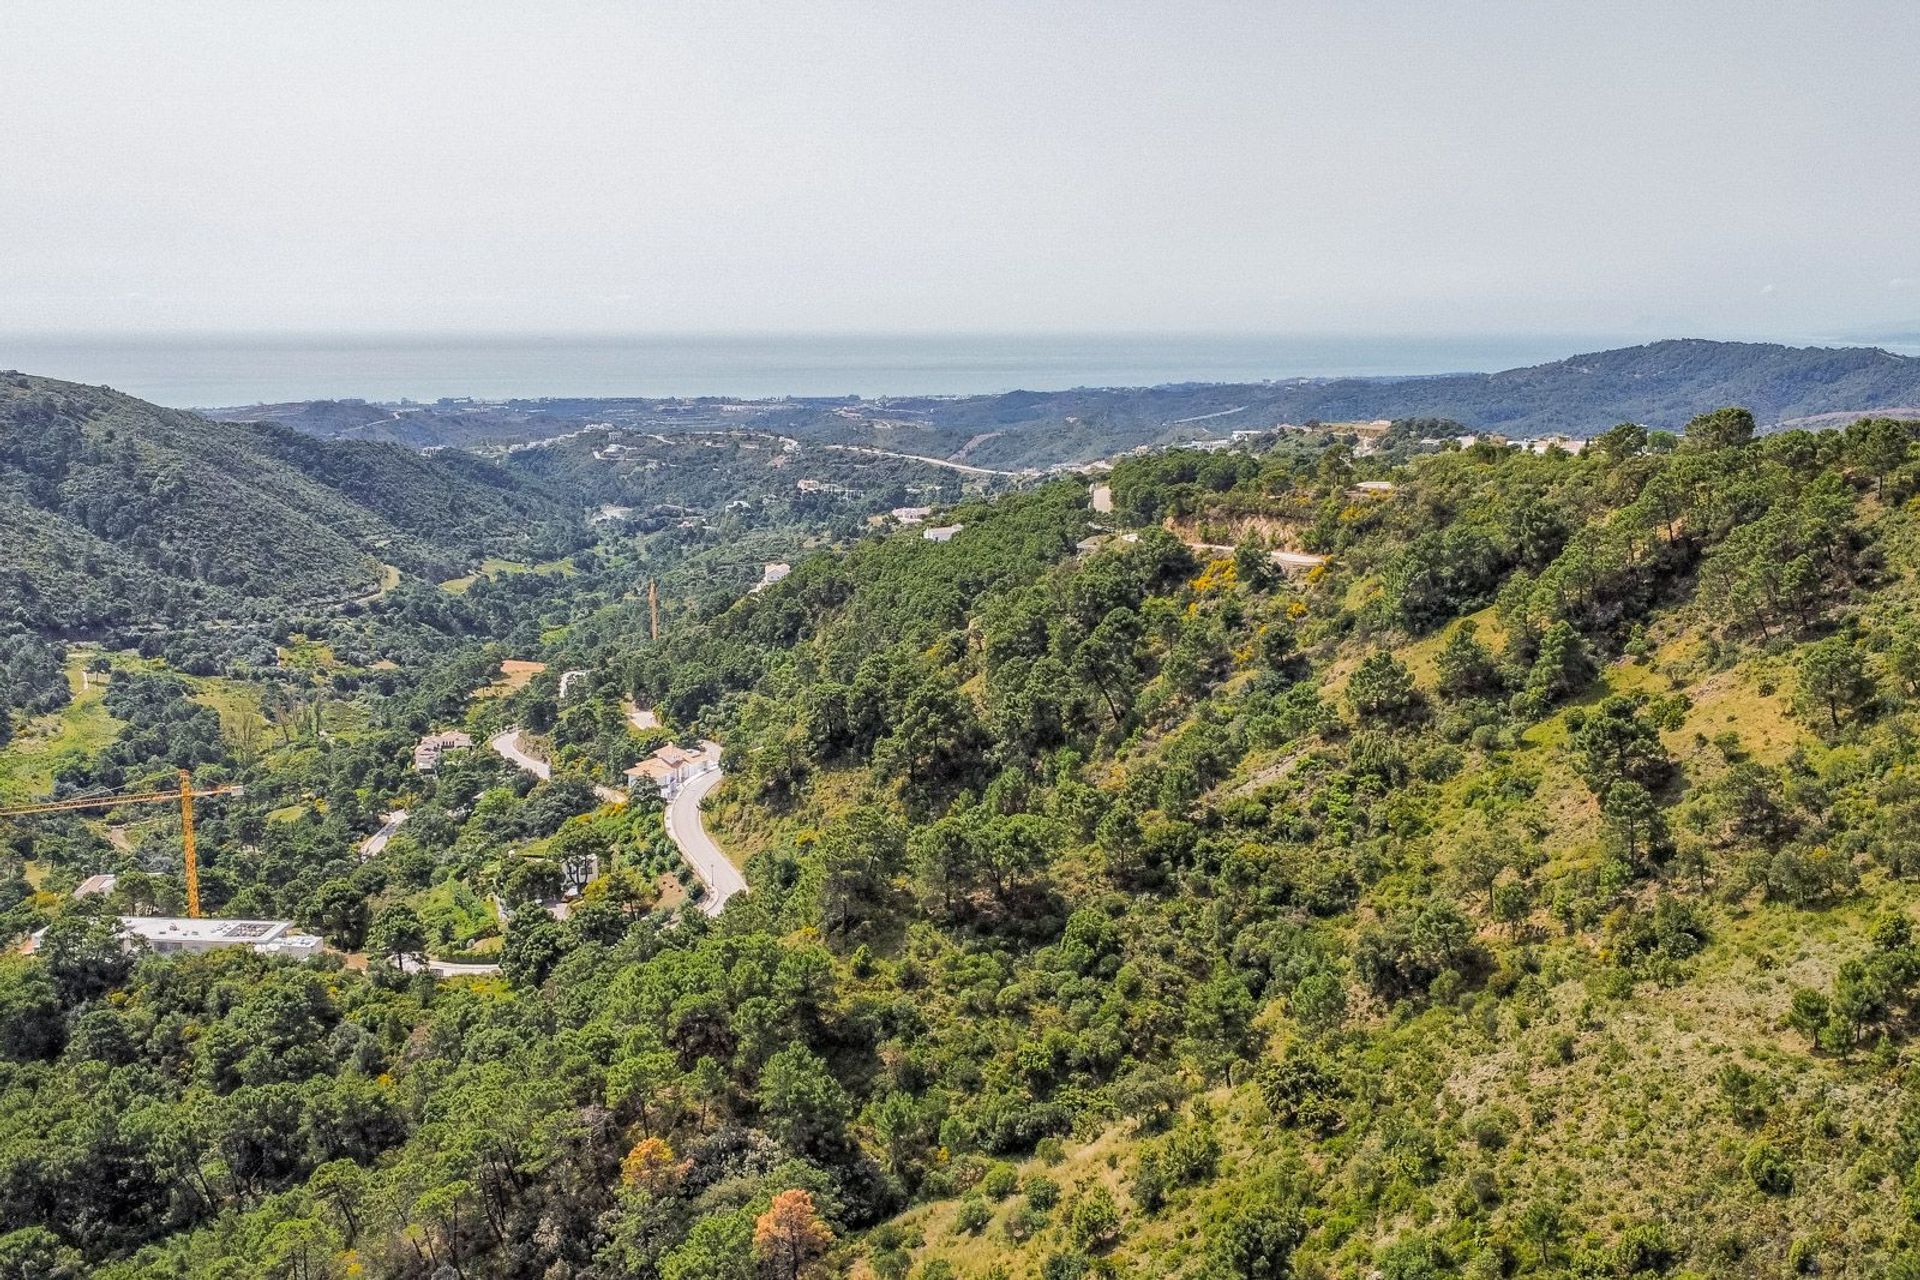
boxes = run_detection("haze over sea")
[10,331,1914,411]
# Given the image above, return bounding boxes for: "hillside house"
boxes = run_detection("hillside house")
[413,730,474,772]
[624,741,717,798]
[73,873,118,899]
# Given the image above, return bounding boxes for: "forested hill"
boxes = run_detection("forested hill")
[1277,338,1920,435]
[12,409,1920,1276]
[808,340,1920,467]
[0,373,581,635]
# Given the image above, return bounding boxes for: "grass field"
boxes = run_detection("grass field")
[0,648,126,804]
[440,556,580,595]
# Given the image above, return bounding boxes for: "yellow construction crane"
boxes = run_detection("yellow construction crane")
[0,769,242,918]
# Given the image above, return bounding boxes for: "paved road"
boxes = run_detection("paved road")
[358,809,408,860]
[489,728,551,779]
[1178,538,1328,572]
[491,727,627,805]
[665,764,745,916]
[822,442,1031,478]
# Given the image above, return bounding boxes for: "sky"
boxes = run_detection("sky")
[1,0,1916,340]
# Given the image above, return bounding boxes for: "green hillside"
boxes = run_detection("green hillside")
[0,373,581,635]
[10,406,1920,1278]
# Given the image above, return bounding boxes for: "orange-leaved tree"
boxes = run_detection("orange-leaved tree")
[753,1188,833,1280]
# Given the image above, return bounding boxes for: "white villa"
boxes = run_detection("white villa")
[413,730,474,772]
[625,741,719,798]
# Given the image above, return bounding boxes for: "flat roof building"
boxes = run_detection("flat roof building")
[25,916,326,961]
[122,916,324,959]
[73,873,118,899]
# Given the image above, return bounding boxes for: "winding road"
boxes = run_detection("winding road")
[488,728,552,780]
[387,729,740,979]
[490,727,626,805]
[491,724,742,914]
[820,442,1032,478]
[665,763,745,916]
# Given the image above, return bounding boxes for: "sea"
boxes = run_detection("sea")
[0,331,1911,409]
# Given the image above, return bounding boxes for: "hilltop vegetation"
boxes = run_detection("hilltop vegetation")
[9,392,1920,1278]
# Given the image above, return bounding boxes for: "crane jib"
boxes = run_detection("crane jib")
[0,773,243,920]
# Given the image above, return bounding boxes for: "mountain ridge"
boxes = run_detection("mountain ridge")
[199,338,1920,467]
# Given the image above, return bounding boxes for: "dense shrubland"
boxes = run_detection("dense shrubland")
[6,408,1920,1276]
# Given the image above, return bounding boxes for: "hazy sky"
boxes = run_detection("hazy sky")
[2,0,1916,338]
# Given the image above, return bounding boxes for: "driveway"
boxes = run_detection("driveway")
[358,809,408,859]
[399,955,501,979]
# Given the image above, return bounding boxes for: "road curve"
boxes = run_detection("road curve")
[491,726,627,805]
[488,728,551,780]
[664,766,745,916]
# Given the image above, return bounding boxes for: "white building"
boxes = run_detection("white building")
[413,730,474,772]
[73,873,118,899]
[923,524,963,543]
[112,917,323,960]
[751,563,791,593]
[891,506,933,524]
[624,741,720,799]
[1527,435,1588,455]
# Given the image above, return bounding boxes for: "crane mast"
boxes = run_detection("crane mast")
[179,769,201,918]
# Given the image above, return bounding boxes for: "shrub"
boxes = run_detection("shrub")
[954,1195,991,1235]
[1023,1174,1061,1211]
[1067,1184,1121,1251]
[980,1162,1019,1200]
[1744,1141,1794,1195]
